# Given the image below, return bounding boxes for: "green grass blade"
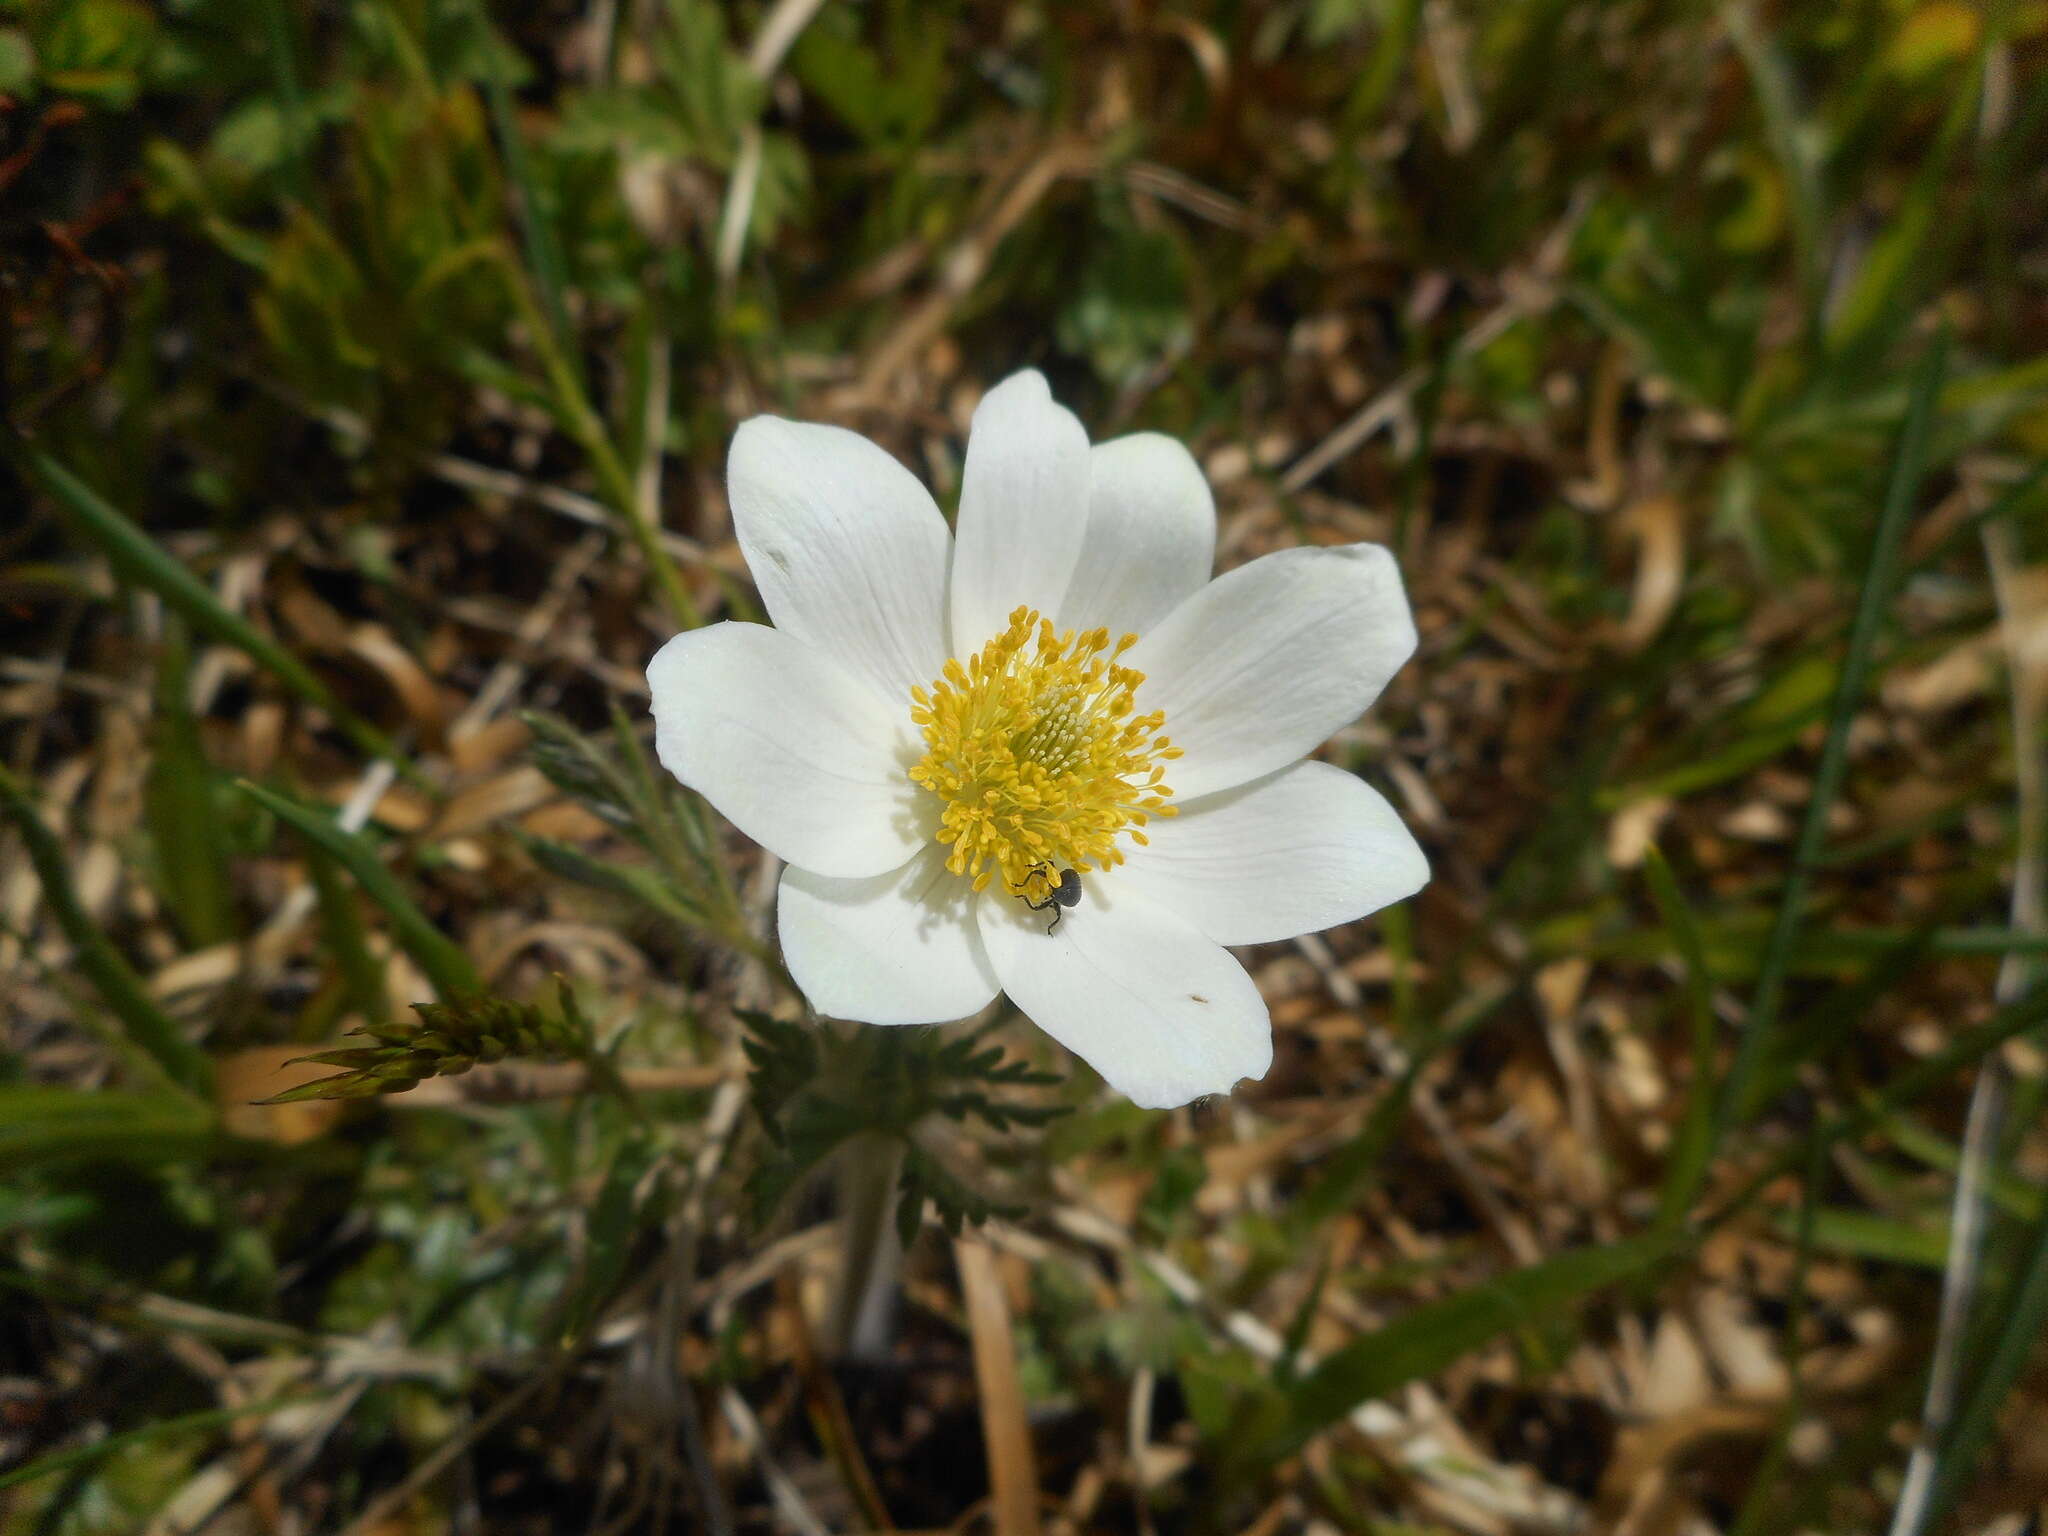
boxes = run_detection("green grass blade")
[1821,47,1980,364]
[1262,1231,1675,1461]
[1644,847,1720,1230]
[0,1085,217,1175]
[1723,2,1825,319]
[1926,1197,2048,1521]
[516,833,703,926]
[237,780,480,1000]
[260,0,311,205]
[1285,1061,1426,1241]
[0,765,213,1096]
[0,1394,310,1493]
[9,444,412,776]
[1717,328,1948,1133]
[473,0,571,347]
[1709,981,2048,1229]
[143,621,236,950]
[1777,1207,1949,1270]
[305,836,391,1037]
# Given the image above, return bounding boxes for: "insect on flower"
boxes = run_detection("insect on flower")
[1020,863,1082,935]
[647,369,1428,1107]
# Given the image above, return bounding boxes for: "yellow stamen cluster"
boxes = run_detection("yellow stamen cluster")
[908,606,1180,897]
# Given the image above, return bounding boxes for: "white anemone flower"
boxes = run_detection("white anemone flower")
[647,370,1427,1108]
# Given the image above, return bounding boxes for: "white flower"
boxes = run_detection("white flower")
[647,370,1427,1108]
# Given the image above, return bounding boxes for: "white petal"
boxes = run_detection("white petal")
[1055,433,1217,639]
[779,846,1000,1025]
[977,875,1271,1109]
[728,417,952,705]
[1128,544,1416,800]
[1115,760,1428,945]
[949,370,1092,655]
[647,622,924,878]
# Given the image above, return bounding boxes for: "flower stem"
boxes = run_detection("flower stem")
[828,1130,904,1361]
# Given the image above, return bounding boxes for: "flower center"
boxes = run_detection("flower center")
[908,606,1180,897]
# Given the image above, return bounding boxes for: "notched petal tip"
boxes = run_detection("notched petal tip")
[1115,1032,1274,1111]
[643,627,705,783]
[1335,541,1420,661]
[976,878,1273,1111]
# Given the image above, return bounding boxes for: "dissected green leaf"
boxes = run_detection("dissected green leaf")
[741,1014,1062,1235]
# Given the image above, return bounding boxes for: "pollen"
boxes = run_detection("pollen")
[908,606,1181,897]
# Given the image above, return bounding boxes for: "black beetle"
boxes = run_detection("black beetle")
[1020,863,1082,934]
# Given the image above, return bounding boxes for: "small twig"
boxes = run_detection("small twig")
[1421,0,1481,150]
[1121,162,1257,232]
[1279,299,1533,497]
[715,127,766,293]
[447,531,606,744]
[719,1388,833,1536]
[264,380,731,573]
[715,0,831,287]
[1127,1364,1158,1536]
[956,1236,1042,1536]
[635,326,671,542]
[852,140,1093,402]
[779,1265,895,1530]
[417,447,720,569]
[1279,198,1585,495]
